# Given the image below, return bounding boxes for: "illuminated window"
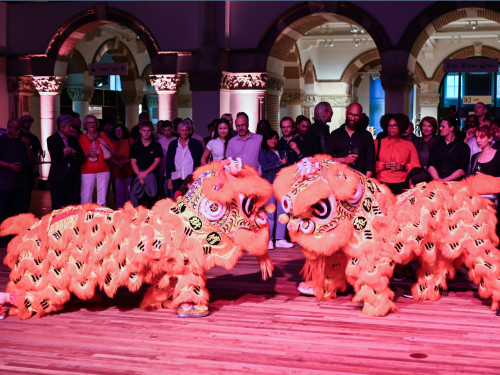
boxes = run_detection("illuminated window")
[109,75,122,92]
[445,73,459,99]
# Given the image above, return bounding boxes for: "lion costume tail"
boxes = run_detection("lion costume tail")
[0,213,38,236]
[465,173,500,196]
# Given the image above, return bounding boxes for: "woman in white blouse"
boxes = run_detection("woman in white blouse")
[201,118,231,164]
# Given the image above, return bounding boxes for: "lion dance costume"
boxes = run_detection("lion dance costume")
[274,155,500,316]
[0,159,273,319]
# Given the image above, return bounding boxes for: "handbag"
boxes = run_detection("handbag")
[98,136,112,160]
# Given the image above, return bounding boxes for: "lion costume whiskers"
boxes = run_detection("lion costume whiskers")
[0,158,274,319]
[274,155,500,316]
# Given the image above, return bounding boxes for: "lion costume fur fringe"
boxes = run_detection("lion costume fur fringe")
[274,155,500,317]
[0,159,273,319]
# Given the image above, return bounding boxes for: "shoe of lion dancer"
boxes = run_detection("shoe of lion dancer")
[275,239,294,248]
[268,240,274,250]
[297,281,315,296]
[177,303,209,318]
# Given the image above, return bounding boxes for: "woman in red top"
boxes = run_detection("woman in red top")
[374,113,420,194]
[110,124,133,208]
[78,115,114,206]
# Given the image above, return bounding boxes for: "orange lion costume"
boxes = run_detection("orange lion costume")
[0,158,273,319]
[274,155,500,317]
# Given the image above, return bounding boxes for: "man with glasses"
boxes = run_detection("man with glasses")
[326,102,375,177]
[0,119,30,233]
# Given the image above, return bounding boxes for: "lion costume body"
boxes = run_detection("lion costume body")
[0,159,273,319]
[274,156,500,316]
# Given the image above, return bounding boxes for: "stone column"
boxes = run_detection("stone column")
[379,50,413,115]
[121,91,144,128]
[150,74,182,121]
[264,75,284,131]
[66,85,94,119]
[380,69,413,115]
[418,81,440,122]
[32,76,66,180]
[281,91,305,123]
[220,72,268,133]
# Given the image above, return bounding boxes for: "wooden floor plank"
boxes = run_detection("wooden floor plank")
[2,215,500,374]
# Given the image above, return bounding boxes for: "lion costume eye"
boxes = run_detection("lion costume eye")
[311,196,336,222]
[299,219,315,234]
[281,195,292,213]
[200,198,226,221]
[239,194,257,217]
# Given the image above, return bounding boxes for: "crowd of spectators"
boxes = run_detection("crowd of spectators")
[2,100,500,247]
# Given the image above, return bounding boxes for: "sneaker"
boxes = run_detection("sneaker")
[268,240,275,250]
[297,282,315,296]
[401,291,413,299]
[177,303,209,318]
[275,239,294,248]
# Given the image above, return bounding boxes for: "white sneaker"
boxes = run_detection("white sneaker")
[275,239,294,248]
[268,240,274,250]
[297,282,315,296]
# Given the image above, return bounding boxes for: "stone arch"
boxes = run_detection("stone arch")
[399,3,500,72]
[67,49,89,75]
[283,45,302,80]
[340,49,381,85]
[46,5,160,76]
[262,1,390,77]
[92,38,141,82]
[303,60,317,84]
[431,45,500,84]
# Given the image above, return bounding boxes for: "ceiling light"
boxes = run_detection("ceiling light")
[323,40,328,47]
[329,42,334,47]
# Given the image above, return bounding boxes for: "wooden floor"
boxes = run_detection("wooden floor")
[1,190,500,374]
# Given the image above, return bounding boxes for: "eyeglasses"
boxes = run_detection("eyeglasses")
[347,113,361,118]
[387,124,399,128]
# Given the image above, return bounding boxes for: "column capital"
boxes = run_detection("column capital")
[66,86,94,102]
[418,93,441,107]
[281,91,305,105]
[320,95,352,107]
[32,76,66,94]
[303,95,319,107]
[265,75,284,94]
[379,70,413,93]
[221,72,267,90]
[8,76,36,94]
[121,91,144,106]
[150,74,183,92]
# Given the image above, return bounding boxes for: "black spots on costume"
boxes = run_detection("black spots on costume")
[394,242,404,253]
[353,216,367,231]
[362,198,372,212]
[52,230,62,240]
[203,245,212,255]
[184,227,194,236]
[363,229,373,241]
[206,232,221,246]
[189,216,203,231]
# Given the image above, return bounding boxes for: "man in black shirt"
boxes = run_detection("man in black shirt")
[325,103,375,177]
[428,117,470,181]
[302,102,332,157]
[130,121,163,208]
[277,116,300,164]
